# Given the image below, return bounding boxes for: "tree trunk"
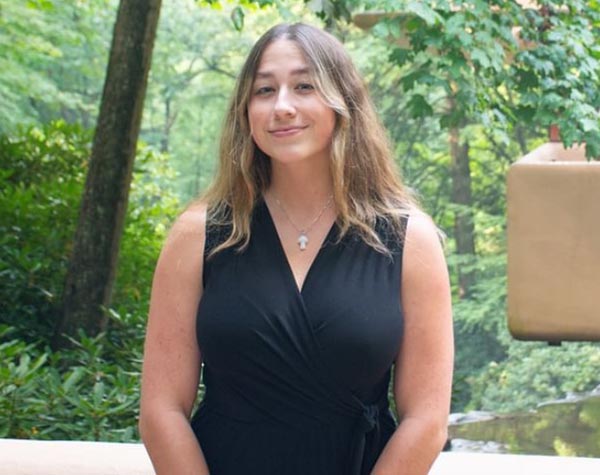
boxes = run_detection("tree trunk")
[55,0,162,346]
[449,125,476,299]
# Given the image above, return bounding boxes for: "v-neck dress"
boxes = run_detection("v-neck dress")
[192,200,407,475]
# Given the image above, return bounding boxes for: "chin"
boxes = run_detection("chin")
[272,155,316,166]
[269,149,327,165]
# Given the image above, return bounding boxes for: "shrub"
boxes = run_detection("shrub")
[0,121,182,440]
[0,325,140,441]
[0,121,181,345]
[0,121,90,339]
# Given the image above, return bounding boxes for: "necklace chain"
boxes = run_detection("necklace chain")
[272,194,334,251]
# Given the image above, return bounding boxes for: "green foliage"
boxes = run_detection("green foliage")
[0,121,91,339]
[450,252,508,410]
[0,118,181,440]
[197,0,352,27]
[0,121,181,343]
[359,0,600,158]
[470,342,600,413]
[0,0,117,132]
[145,0,244,201]
[197,0,275,31]
[509,1,600,157]
[366,0,524,127]
[0,0,61,129]
[108,144,180,352]
[0,325,140,441]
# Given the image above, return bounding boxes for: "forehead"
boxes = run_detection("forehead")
[255,39,310,77]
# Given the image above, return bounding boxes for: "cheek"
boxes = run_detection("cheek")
[248,113,265,149]
[247,111,256,135]
[322,110,336,141]
[248,105,266,137]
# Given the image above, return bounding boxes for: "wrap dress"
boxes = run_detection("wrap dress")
[192,200,407,475]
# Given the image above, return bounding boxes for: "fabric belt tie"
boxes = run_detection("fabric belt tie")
[348,403,382,475]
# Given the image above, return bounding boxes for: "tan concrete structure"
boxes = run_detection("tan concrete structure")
[1,439,600,474]
[0,439,154,475]
[507,142,600,341]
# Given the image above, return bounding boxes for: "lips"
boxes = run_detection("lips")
[269,126,307,137]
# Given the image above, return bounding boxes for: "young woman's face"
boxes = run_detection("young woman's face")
[248,39,336,167]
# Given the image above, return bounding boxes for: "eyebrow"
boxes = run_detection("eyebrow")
[254,67,311,79]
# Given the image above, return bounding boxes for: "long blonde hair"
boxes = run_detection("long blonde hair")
[200,22,418,255]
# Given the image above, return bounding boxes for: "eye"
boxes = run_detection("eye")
[296,83,315,92]
[254,86,274,96]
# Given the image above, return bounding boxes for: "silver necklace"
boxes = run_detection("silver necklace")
[272,194,334,251]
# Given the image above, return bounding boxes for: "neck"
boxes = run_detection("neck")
[266,158,334,214]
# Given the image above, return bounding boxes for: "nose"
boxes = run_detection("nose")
[273,87,296,118]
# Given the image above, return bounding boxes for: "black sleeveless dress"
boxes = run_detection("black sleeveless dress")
[192,200,407,475]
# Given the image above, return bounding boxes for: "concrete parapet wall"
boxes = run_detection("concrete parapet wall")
[429,451,600,474]
[1,438,600,474]
[0,439,153,475]
[507,142,600,341]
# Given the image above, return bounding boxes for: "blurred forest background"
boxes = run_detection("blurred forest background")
[1,0,599,442]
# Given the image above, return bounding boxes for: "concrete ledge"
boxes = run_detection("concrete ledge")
[1,438,600,474]
[430,452,600,475]
[0,439,153,475]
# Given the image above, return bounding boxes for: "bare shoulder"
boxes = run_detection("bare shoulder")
[167,202,207,242]
[147,202,208,331]
[154,202,208,285]
[160,202,207,255]
[402,210,448,290]
[403,210,444,257]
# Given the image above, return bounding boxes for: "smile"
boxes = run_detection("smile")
[269,126,306,138]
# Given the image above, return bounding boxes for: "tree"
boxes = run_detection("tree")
[55,0,163,346]
[0,0,118,132]
[351,0,600,298]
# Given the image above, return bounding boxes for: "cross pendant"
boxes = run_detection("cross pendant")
[297,233,309,251]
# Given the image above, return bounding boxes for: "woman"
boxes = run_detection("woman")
[139,22,453,475]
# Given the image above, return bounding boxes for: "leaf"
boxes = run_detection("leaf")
[389,48,412,67]
[406,94,434,119]
[230,6,244,32]
[92,381,105,407]
[580,118,599,133]
[25,0,55,11]
[471,49,490,69]
[514,105,536,122]
[444,13,465,38]
[406,0,441,26]
[306,0,324,13]
[196,0,222,10]
[63,367,85,392]
[28,353,48,375]
[16,354,32,379]
[399,69,441,91]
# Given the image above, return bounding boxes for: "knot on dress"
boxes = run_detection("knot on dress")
[348,403,383,475]
[358,404,379,433]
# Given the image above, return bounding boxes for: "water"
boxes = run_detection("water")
[449,395,600,457]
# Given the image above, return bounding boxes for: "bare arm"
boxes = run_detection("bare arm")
[371,212,454,475]
[139,205,210,475]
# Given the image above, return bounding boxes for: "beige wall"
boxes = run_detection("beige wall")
[507,143,600,341]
